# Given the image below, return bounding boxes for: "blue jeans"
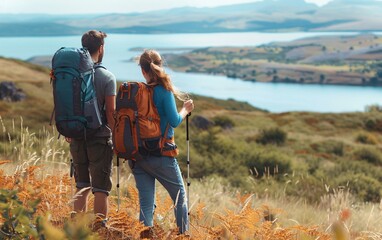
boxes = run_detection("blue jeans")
[130,155,189,233]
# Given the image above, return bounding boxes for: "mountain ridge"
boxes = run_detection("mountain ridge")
[0,0,381,36]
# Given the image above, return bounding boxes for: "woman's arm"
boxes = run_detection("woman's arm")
[163,91,183,128]
[163,90,194,128]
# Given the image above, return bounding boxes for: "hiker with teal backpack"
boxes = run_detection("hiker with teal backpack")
[52,30,116,226]
[129,50,194,236]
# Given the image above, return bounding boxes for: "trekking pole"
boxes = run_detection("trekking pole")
[70,159,74,207]
[186,113,191,217]
[117,157,120,212]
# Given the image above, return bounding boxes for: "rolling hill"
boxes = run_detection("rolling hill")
[0,0,381,36]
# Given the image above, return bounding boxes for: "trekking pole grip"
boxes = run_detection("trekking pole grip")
[186,113,190,141]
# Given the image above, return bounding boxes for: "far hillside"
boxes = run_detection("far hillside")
[164,34,382,86]
[0,0,382,36]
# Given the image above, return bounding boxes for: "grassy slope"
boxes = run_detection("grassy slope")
[0,58,52,129]
[1,58,382,235]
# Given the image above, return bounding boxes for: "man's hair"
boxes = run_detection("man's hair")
[81,30,107,55]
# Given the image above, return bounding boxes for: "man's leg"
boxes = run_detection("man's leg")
[74,187,91,213]
[94,191,108,217]
[70,139,91,214]
[87,137,113,218]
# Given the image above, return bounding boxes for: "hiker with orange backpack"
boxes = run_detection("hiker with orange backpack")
[60,30,116,225]
[115,49,194,235]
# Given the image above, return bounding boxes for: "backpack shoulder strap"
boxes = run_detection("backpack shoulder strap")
[94,63,107,70]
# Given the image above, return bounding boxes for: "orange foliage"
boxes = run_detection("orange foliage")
[0,164,339,239]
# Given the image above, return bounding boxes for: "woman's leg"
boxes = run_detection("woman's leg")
[152,157,189,233]
[131,161,156,226]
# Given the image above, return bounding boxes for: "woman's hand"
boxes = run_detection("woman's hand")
[180,99,194,119]
[183,99,194,113]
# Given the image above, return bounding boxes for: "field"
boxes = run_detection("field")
[1,57,382,239]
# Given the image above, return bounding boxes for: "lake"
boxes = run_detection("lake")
[0,32,381,113]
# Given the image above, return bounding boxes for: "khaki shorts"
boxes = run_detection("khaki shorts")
[70,137,113,195]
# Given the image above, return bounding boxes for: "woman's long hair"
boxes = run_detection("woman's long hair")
[139,49,188,101]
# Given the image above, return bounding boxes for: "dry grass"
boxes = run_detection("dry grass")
[0,163,334,240]
[1,145,382,240]
[3,160,382,239]
[0,121,348,239]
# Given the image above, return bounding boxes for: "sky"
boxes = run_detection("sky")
[0,0,333,14]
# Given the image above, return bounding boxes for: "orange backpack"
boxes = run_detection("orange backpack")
[113,82,178,161]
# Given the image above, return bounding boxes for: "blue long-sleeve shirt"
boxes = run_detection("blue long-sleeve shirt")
[153,85,183,138]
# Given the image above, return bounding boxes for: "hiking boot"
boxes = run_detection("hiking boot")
[92,217,109,231]
[70,211,77,219]
[177,231,191,239]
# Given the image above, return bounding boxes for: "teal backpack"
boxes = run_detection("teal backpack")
[50,47,102,139]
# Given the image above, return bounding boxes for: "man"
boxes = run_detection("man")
[69,30,116,225]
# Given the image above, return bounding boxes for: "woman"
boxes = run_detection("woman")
[131,49,194,235]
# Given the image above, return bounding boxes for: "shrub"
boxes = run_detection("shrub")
[256,127,287,146]
[335,173,382,203]
[365,118,382,132]
[310,140,345,157]
[284,174,326,204]
[353,147,382,165]
[365,104,382,113]
[355,132,378,145]
[330,159,382,183]
[245,135,257,143]
[243,148,292,179]
[213,115,235,130]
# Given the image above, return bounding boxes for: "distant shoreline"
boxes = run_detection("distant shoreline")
[1,30,382,38]
[163,34,382,87]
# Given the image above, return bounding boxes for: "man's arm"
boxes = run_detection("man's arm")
[105,95,116,132]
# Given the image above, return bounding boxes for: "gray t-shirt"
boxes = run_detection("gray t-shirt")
[94,64,116,137]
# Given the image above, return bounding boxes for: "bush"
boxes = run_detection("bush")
[330,159,382,183]
[365,104,382,113]
[256,127,287,146]
[243,148,292,179]
[353,147,382,165]
[365,118,382,132]
[355,132,378,145]
[310,140,345,157]
[213,115,235,129]
[335,173,382,203]
[284,174,326,203]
